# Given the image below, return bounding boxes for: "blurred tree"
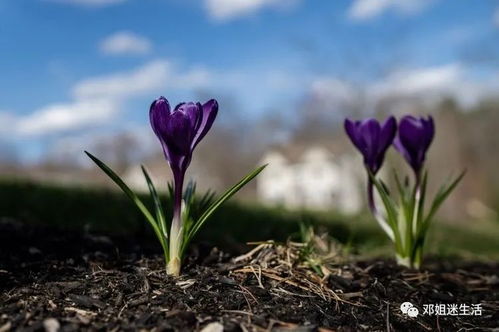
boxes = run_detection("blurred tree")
[0,141,20,173]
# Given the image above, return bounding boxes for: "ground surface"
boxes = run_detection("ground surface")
[0,219,498,331]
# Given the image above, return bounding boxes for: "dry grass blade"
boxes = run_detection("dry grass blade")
[231,233,361,307]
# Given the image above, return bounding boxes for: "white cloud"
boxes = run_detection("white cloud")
[72,60,212,101]
[371,63,499,108]
[310,78,359,110]
[8,59,218,137]
[494,7,499,27]
[174,66,213,89]
[100,31,152,56]
[16,99,118,136]
[44,0,126,7]
[349,0,392,19]
[0,111,16,135]
[348,0,433,21]
[205,0,298,21]
[15,61,172,136]
[371,64,462,98]
[310,63,499,112]
[73,60,171,100]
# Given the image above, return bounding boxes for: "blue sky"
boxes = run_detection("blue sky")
[1,0,498,162]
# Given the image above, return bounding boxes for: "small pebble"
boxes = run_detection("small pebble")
[0,322,12,332]
[29,247,42,255]
[43,318,60,332]
[219,276,237,285]
[200,322,224,332]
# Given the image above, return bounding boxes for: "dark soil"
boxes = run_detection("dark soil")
[0,219,498,331]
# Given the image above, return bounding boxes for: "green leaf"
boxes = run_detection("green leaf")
[184,180,197,205]
[394,172,421,257]
[198,190,216,212]
[85,151,168,259]
[393,172,408,208]
[423,170,465,229]
[368,172,402,252]
[141,165,169,243]
[395,172,415,209]
[393,172,413,230]
[167,182,174,198]
[415,171,428,233]
[182,164,267,254]
[379,179,391,197]
[368,173,397,227]
[413,170,464,252]
[408,171,428,257]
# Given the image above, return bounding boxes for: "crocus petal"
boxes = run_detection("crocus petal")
[192,99,218,149]
[421,116,435,150]
[395,115,435,173]
[175,102,203,138]
[150,97,172,161]
[164,111,194,157]
[358,119,381,166]
[393,135,412,167]
[398,116,425,152]
[344,118,363,151]
[379,116,397,153]
[370,116,397,172]
[149,97,171,138]
[344,117,396,174]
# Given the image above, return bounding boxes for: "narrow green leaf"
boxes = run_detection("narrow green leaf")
[141,165,169,242]
[368,172,402,252]
[167,182,174,198]
[393,172,407,207]
[198,190,216,212]
[394,172,413,227]
[396,204,409,254]
[414,170,464,252]
[415,171,428,234]
[85,151,168,257]
[182,164,267,254]
[407,171,428,257]
[184,180,196,205]
[423,170,466,229]
[368,173,397,228]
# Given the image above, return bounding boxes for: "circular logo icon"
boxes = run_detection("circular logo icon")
[407,307,419,317]
[400,302,419,318]
[400,302,413,314]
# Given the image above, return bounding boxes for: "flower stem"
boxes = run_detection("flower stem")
[395,253,412,268]
[167,169,185,276]
[413,246,423,269]
[367,179,395,241]
[408,169,423,268]
[172,170,184,225]
[397,171,423,270]
[411,183,421,241]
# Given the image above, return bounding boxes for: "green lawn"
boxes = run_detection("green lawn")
[1,179,498,261]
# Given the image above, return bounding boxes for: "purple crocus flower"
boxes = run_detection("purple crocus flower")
[149,96,218,272]
[344,116,397,174]
[150,97,218,175]
[344,117,397,240]
[394,115,434,177]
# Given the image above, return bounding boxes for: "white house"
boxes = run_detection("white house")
[257,145,364,213]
